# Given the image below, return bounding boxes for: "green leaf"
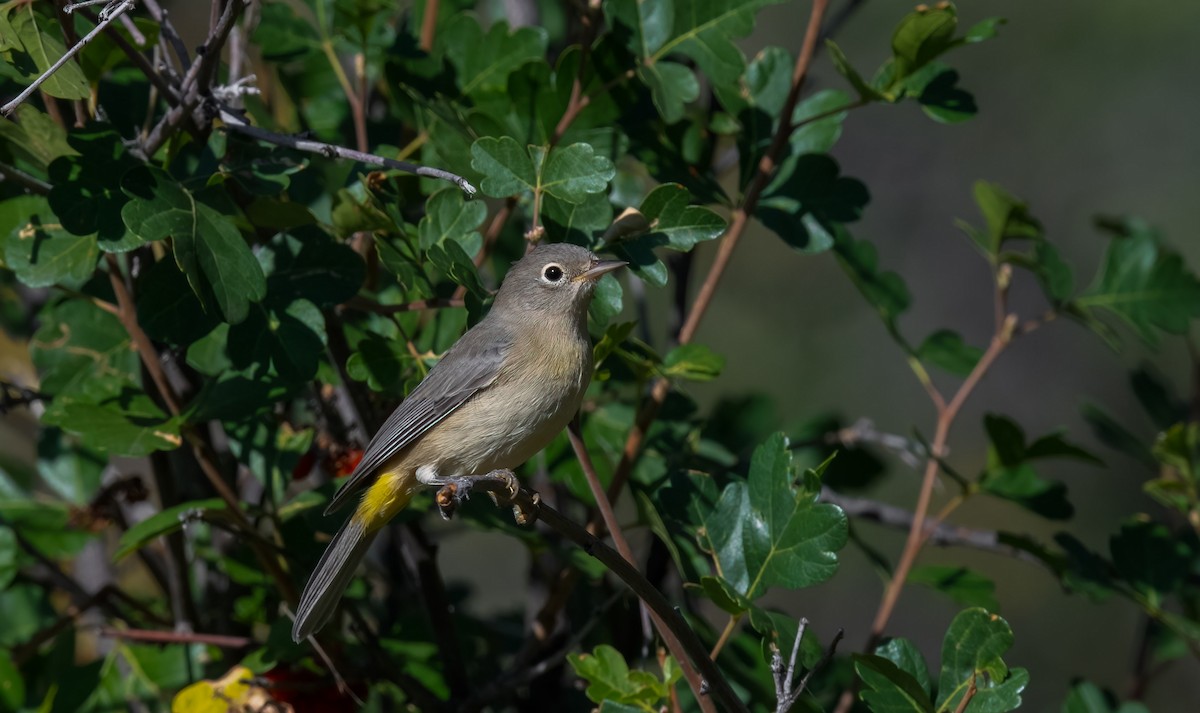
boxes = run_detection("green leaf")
[962,181,1042,259]
[0,647,23,710]
[4,202,98,288]
[226,299,328,384]
[115,498,228,560]
[833,228,911,331]
[8,3,89,99]
[917,330,982,377]
[909,566,999,611]
[544,191,613,247]
[890,6,958,84]
[41,390,182,457]
[604,183,725,286]
[608,0,783,113]
[638,183,728,251]
[638,61,699,124]
[252,1,319,60]
[0,525,16,591]
[47,129,139,244]
[0,104,75,171]
[744,46,792,117]
[427,240,488,301]
[1130,366,1186,430]
[663,343,724,382]
[1061,681,1150,713]
[471,136,537,197]
[935,608,1025,713]
[121,167,267,324]
[36,429,104,505]
[981,413,1094,519]
[418,188,487,254]
[1080,403,1155,467]
[263,230,365,308]
[760,155,868,254]
[827,40,884,101]
[347,329,410,393]
[539,143,616,204]
[438,15,547,96]
[704,433,847,599]
[1076,228,1200,346]
[697,575,752,616]
[0,501,91,559]
[875,638,932,698]
[472,138,614,217]
[906,65,977,124]
[136,257,220,346]
[854,654,935,713]
[568,644,670,709]
[30,299,138,401]
[1109,519,1190,598]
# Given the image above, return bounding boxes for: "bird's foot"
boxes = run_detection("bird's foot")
[434,469,520,520]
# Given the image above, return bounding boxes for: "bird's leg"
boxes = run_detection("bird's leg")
[427,469,520,520]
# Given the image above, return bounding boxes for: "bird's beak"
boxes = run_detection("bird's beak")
[577,259,627,282]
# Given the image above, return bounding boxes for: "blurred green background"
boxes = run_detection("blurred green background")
[694,1,1200,709]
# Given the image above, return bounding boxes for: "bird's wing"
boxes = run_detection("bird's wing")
[324,322,514,514]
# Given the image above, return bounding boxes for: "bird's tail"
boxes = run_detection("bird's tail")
[291,515,378,642]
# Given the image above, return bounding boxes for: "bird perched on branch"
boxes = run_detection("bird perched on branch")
[292,243,625,642]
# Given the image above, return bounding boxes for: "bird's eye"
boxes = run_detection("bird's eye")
[542,264,564,282]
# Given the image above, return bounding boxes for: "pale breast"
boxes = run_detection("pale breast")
[402,318,592,477]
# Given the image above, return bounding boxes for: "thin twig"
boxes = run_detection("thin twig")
[419,0,440,52]
[1,0,135,116]
[820,488,1046,566]
[772,618,843,713]
[140,0,244,157]
[0,162,52,194]
[951,675,978,713]
[218,108,477,195]
[140,0,190,71]
[866,333,1008,647]
[96,627,252,648]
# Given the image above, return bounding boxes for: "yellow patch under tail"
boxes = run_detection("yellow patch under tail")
[355,469,417,532]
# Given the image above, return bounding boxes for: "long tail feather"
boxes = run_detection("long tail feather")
[292,516,377,642]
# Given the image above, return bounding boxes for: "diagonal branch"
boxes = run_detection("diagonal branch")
[605,0,832,506]
[218,108,477,195]
[441,476,751,713]
[569,423,721,713]
[1,0,134,117]
[103,254,299,607]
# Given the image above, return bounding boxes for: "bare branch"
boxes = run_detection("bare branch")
[820,488,1048,566]
[141,0,191,71]
[1,0,135,117]
[772,618,843,713]
[218,108,478,195]
[0,161,52,194]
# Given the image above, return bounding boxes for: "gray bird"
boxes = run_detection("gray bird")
[292,243,624,642]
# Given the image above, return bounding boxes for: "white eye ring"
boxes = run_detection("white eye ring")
[542,263,565,283]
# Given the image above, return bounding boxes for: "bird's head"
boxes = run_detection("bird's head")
[493,243,625,317]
